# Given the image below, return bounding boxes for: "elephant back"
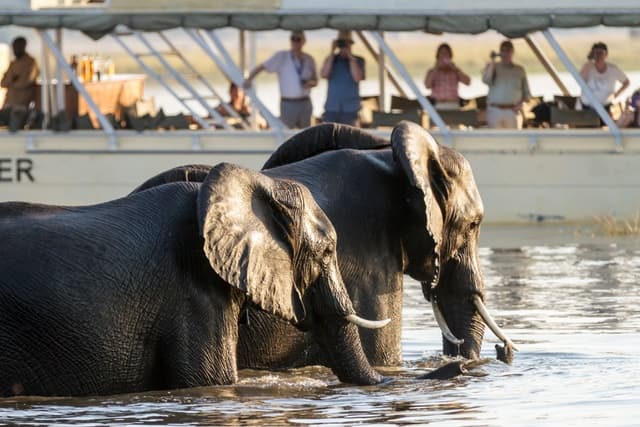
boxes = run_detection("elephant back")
[130,164,212,194]
[263,124,390,170]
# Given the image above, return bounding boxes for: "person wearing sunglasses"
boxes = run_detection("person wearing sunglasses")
[244,30,318,128]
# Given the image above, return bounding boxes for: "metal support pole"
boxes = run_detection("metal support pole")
[134,31,230,129]
[159,32,247,128]
[524,35,570,96]
[187,29,285,132]
[239,30,246,73]
[41,33,57,116]
[55,28,65,113]
[111,33,211,130]
[248,31,258,130]
[367,31,452,145]
[356,31,407,98]
[377,31,386,111]
[542,29,622,149]
[39,32,50,129]
[40,30,116,148]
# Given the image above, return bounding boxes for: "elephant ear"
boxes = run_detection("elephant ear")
[197,163,306,323]
[391,121,450,288]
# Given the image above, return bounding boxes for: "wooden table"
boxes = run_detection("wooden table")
[37,74,145,128]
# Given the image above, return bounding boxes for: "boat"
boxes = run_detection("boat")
[2,0,640,224]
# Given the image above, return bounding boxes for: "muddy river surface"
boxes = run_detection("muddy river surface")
[1,225,639,426]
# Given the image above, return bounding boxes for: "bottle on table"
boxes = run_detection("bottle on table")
[70,55,78,76]
[94,55,102,81]
[104,56,115,78]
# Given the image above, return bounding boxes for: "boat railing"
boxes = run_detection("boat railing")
[1,17,632,153]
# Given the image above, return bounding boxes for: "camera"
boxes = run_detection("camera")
[336,39,348,48]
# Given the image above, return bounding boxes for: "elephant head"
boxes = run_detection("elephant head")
[198,163,387,384]
[262,121,515,361]
[389,121,494,358]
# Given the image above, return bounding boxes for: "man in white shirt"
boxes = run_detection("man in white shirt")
[579,41,629,112]
[244,30,318,128]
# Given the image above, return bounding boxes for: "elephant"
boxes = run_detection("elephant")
[0,163,388,397]
[132,121,517,371]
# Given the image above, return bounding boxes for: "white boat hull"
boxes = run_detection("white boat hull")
[2,129,639,224]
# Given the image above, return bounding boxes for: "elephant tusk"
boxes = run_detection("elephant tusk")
[473,295,519,352]
[345,314,391,329]
[431,301,465,346]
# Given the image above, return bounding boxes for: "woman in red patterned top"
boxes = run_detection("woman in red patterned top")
[424,43,471,107]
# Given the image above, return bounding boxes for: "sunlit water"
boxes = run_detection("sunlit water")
[1,225,639,426]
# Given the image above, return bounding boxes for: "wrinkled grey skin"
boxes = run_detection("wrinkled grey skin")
[0,163,381,397]
[133,122,487,369]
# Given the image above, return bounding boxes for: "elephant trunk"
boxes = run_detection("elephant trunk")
[439,299,485,359]
[307,265,384,385]
[313,317,384,385]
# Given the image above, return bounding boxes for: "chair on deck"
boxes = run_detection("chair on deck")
[554,95,579,110]
[550,106,600,128]
[372,109,422,128]
[390,95,421,112]
[433,109,478,129]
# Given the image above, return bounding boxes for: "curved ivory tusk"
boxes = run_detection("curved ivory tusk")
[431,301,465,346]
[473,295,519,351]
[346,314,391,329]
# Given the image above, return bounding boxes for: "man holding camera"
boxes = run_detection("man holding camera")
[244,30,317,129]
[579,42,629,113]
[320,30,365,126]
[482,40,531,129]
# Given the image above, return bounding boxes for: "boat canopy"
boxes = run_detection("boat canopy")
[3,0,640,39]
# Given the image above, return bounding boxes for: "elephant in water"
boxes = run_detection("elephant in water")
[133,122,517,370]
[0,163,388,397]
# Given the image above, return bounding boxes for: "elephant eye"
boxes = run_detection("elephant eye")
[322,242,335,260]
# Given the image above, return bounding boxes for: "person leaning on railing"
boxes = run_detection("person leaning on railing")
[579,41,629,119]
[0,37,39,130]
[481,40,531,129]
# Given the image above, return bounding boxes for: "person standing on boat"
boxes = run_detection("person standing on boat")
[482,40,530,129]
[320,30,365,126]
[243,30,318,129]
[0,37,38,122]
[424,43,471,109]
[579,42,629,114]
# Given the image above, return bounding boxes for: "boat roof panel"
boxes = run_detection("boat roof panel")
[4,1,640,39]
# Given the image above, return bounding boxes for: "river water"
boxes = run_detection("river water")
[0,224,638,426]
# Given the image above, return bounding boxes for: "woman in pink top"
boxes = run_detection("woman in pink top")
[424,43,471,106]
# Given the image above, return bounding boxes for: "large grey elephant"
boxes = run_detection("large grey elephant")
[134,122,516,369]
[0,163,387,397]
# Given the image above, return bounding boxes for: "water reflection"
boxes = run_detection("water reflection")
[1,225,639,426]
